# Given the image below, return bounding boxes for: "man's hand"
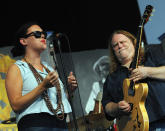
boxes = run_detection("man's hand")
[129,66,148,82]
[118,100,131,113]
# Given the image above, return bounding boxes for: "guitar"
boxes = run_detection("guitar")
[117,5,153,131]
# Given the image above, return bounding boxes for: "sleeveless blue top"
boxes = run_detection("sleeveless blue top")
[15,60,72,123]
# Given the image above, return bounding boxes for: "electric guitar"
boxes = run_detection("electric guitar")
[117,5,153,131]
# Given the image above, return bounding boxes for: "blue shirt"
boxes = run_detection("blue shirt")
[102,44,165,123]
[15,60,72,123]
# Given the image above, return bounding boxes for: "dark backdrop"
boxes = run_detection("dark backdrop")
[0,1,141,51]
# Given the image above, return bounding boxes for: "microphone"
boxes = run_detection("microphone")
[55,33,64,38]
[50,32,68,48]
[47,35,59,71]
[52,33,63,47]
[50,33,64,43]
[48,41,55,56]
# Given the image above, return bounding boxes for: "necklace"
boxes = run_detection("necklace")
[23,58,65,120]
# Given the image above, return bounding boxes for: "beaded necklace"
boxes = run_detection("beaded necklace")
[24,58,65,120]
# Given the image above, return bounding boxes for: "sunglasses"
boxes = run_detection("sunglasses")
[24,31,47,39]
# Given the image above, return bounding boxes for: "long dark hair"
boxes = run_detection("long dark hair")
[11,21,41,57]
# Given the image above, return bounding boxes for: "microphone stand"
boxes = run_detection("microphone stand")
[50,37,79,130]
[49,41,59,71]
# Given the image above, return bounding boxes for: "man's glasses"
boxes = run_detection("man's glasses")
[24,31,47,39]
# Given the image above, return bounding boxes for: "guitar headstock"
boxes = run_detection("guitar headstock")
[142,5,153,24]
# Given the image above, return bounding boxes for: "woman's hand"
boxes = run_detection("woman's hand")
[42,71,59,88]
[67,72,77,92]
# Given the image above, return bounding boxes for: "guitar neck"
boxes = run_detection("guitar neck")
[130,22,145,69]
[130,5,153,69]
[129,20,145,95]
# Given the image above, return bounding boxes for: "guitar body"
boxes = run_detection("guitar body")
[117,79,149,131]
